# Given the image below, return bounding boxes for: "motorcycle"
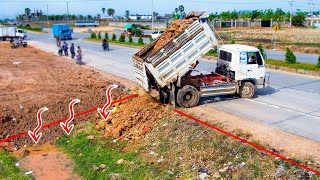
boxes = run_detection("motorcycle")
[10,39,27,49]
[102,42,109,51]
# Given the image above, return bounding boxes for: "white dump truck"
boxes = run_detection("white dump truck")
[132,13,270,108]
[0,27,27,41]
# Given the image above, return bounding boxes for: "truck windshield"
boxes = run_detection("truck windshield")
[241,51,263,65]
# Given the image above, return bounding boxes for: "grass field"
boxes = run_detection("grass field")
[0,150,32,180]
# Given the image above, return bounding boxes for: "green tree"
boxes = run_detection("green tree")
[104,32,109,40]
[90,32,97,39]
[107,8,115,17]
[97,32,101,39]
[25,8,31,22]
[138,36,144,45]
[292,10,307,26]
[112,33,116,41]
[317,55,320,68]
[119,34,125,42]
[220,11,231,20]
[128,35,133,43]
[230,10,238,19]
[102,8,106,16]
[125,10,130,20]
[285,48,296,64]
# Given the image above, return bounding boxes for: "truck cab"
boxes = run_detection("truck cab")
[216,44,270,89]
[16,29,27,39]
[52,24,73,40]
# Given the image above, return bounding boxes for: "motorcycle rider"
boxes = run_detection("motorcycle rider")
[102,38,109,51]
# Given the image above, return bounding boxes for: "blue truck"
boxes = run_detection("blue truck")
[52,24,73,40]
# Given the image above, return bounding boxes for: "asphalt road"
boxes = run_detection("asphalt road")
[27,31,320,142]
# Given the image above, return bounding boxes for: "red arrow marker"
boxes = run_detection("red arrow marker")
[97,84,118,120]
[28,107,48,144]
[60,99,81,135]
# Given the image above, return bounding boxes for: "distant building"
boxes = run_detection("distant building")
[129,15,152,20]
[306,16,320,28]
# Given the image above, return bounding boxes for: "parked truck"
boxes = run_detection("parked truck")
[52,24,73,40]
[132,13,270,108]
[75,20,99,27]
[0,27,27,41]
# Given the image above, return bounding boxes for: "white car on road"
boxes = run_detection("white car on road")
[150,31,163,39]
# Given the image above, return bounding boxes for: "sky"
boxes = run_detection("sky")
[0,0,318,19]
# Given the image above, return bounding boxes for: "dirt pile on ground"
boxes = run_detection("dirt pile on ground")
[94,89,169,141]
[149,18,196,55]
[0,43,129,148]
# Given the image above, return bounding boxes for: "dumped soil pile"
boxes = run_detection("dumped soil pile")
[148,18,196,55]
[0,43,129,148]
[94,89,169,141]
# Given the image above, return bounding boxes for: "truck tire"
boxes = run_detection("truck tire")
[177,85,199,108]
[239,82,254,99]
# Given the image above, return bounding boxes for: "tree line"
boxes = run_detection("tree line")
[209,8,310,26]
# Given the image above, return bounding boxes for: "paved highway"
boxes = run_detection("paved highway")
[27,32,320,142]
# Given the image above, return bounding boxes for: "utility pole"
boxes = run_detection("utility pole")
[46,4,49,28]
[308,0,315,26]
[67,2,70,24]
[288,0,294,27]
[151,0,154,32]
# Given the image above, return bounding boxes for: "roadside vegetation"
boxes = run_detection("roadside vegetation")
[56,122,173,179]
[87,31,147,47]
[55,111,318,179]
[0,150,31,180]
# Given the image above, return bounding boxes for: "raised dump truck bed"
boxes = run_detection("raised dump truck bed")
[133,13,219,91]
[132,12,269,108]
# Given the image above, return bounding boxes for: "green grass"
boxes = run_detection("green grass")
[267,59,320,72]
[0,150,32,180]
[205,49,218,57]
[17,26,42,32]
[87,38,147,47]
[56,123,173,179]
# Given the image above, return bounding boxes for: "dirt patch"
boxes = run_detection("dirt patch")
[0,42,130,148]
[14,143,81,180]
[188,105,320,164]
[96,89,170,141]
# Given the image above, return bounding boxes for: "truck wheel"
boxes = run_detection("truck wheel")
[239,82,254,99]
[177,85,199,108]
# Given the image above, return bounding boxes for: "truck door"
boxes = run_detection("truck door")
[244,51,265,84]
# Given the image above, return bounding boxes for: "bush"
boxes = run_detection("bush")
[317,55,320,68]
[285,48,296,64]
[119,34,125,42]
[257,44,266,60]
[134,29,142,37]
[128,35,133,43]
[97,32,101,39]
[230,40,235,44]
[104,32,109,40]
[149,36,153,42]
[90,32,97,39]
[111,34,116,41]
[138,36,144,45]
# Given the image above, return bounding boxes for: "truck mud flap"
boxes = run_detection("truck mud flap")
[133,60,149,92]
[200,83,236,97]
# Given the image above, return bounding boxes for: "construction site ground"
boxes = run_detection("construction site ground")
[0,43,319,179]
